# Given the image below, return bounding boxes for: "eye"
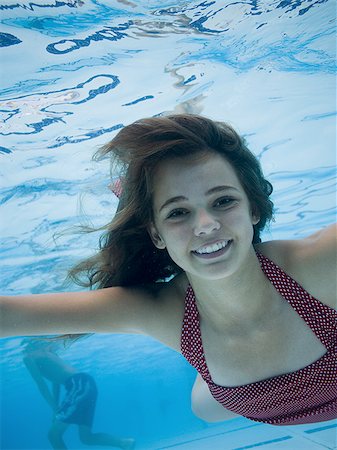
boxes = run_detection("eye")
[166,208,189,220]
[213,197,236,208]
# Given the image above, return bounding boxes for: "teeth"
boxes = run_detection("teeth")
[195,240,228,254]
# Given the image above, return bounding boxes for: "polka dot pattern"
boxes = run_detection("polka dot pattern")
[181,252,337,425]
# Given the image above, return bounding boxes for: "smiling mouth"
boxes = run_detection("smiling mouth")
[193,240,231,255]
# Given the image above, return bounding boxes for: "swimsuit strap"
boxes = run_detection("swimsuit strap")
[256,251,337,349]
[181,284,212,382]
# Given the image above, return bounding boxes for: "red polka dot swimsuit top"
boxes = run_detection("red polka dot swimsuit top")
[181,251,337,425]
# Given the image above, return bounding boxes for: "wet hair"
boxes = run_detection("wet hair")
[69,114,273,289]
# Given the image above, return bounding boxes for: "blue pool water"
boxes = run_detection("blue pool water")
[0,1,336,449]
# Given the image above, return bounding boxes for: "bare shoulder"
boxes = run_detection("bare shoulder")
[256,223,337,309]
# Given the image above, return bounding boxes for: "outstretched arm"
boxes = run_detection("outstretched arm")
[0,281,183,351]
[1,286,160,338]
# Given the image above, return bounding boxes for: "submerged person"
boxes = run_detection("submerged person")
[1,114,336,426]
[22,340,135,450]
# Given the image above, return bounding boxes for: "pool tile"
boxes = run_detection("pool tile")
[152,420,337,450]
[155,435,330,450]
[283,420,337,448]
[154,426,292,449]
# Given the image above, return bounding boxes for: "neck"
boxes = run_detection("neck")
[187,248,274,329]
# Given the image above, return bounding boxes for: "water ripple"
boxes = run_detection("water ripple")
[0,74,120,137]
[269,166,336,238]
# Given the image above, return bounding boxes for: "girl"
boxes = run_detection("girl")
[1,114,336,425]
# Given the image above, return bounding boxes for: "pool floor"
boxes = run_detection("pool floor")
[144,419,337,450]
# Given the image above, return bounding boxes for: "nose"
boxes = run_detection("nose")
[193,209,220,236]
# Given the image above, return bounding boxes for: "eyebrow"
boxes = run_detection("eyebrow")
[158,185,239,212]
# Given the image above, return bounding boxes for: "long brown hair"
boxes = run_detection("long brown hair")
[69,114,274,289]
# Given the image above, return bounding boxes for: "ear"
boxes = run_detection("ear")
[251,208,260,225]
[148,223,166,249]
[252,215,260,225]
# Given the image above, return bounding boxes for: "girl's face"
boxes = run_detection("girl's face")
[149,152,259,281]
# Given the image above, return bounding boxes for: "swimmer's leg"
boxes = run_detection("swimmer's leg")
[48,420,69,450]
[78,425,135,449]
